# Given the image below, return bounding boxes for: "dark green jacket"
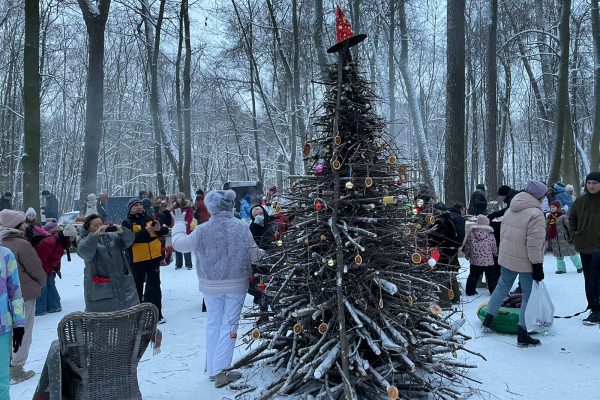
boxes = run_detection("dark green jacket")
[568,191,600,254]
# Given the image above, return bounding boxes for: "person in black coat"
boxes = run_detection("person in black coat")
[0,192,12,212]
[467,184,488,216]
[41,190,59,220]
[248,205,277,316]
[249,205,277,250]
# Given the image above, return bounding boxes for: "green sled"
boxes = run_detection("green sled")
[477,303,519,334]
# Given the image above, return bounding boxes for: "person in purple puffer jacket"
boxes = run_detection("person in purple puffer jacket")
[463,214,499,295]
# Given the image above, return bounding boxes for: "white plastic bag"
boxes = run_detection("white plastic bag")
[524,281,555,333]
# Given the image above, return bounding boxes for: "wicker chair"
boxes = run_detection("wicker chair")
[33,303,158,400]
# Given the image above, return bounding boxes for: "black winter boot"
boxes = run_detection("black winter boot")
[482,313,494,332]
[517,326,540,347]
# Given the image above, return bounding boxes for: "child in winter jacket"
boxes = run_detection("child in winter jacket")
[547,200,582,274]
[0,244,26,399]
[462,214,499,295]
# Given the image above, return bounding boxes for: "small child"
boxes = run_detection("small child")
[546,200,582,274]
[462,214,499,295]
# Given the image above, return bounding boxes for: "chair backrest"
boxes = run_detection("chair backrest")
[57,303,158,400]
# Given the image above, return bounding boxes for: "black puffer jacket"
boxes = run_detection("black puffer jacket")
[249,205,277,250]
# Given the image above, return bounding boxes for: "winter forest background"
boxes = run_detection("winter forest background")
[1,0,599,214]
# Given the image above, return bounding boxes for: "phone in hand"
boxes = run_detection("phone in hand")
[105,224,118,232]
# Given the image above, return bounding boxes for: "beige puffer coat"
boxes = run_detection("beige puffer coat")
[498,191,546,272]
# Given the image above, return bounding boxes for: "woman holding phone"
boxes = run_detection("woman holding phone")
[77,214,139,312]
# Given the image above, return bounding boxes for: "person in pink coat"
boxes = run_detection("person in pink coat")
[463,214,499,295]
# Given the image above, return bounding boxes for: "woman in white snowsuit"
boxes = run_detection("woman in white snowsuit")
[171,190,264,388]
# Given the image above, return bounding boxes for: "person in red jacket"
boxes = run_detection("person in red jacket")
[32,222,77,316]
[194,189,210,224]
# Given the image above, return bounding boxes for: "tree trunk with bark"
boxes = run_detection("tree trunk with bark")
[23,0,41,211]
[549,0,571,184]
[77,0,111,209]
[484,0,498,195]
[398,0,434,190]
[591,0,600,171]
[443,0,465,206]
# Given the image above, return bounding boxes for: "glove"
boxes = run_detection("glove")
[12,327,24,353]
[532,263,544,282]
[170,208,186,224]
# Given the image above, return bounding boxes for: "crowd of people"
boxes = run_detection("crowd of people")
[1,173,599,396]
[462,173,600,347]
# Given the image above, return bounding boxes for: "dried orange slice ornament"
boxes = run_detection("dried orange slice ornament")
[251,328,261,340]
[387,155,397,164]
[403,227,411,236]
[411,253,422,264]
[425,214,435,224]
[365,177,373,187]
[387,385,399,400]
[332,160,341,170]
[303,143,311,156]
[334,135,342,145]
[318,322,328,335]
[293,323,302,335]
[447,289,455,300]
[429,303,442,316]
[354,254,363,265]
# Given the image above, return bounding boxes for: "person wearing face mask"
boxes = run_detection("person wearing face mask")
[482,180,547,347]
[249,205,277,251]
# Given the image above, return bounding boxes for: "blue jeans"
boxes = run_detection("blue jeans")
[0,332,10,400]
[36,273,61,315]
[487,266,533,329]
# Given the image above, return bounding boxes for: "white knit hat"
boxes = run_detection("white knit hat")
[204,190,236,216]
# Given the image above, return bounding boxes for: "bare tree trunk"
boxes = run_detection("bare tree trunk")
[182,0,192,193]
[149,0,166,190]
[245,0,262,182]
[398,0,434,190]
[77,0,110,210]
[175,2,184,190]
[484,0,498,195]
[313,0,328,81]
[443,0,465,206]
[549,0,571,184]
[23,0,40,211]
[591,0,600,171]
[498,60,511,186]
[387,0,396,136]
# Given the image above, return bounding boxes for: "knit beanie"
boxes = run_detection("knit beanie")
[43,219,59,232]
[476,214,489,226]
[25,207,36,218]
[550,200,561,209]
[127,198,143,213]
[204,190,236,216]
[525,180,548,199]
[63,224,77,237]
[476,183,486,191]
[87,193,97,202]
[565,184,574,193]
[585,171,600,183]
[0,210,25,229]
[497,185,511,196]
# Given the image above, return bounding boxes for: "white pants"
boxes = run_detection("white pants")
[11,299,36,367]
[203,292,246,376]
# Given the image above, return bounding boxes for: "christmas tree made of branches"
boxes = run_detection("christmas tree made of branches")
[235,18,482,400]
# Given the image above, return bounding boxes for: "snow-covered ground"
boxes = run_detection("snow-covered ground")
[13,253,598,400]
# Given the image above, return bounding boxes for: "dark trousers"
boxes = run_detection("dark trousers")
[175,251,192,268]
[466,264,500,295]
[580,251,600,311]
[132,259,163,317]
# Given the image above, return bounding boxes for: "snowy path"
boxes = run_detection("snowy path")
[13,253,598,399]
